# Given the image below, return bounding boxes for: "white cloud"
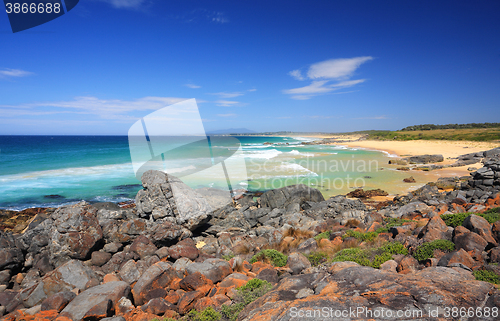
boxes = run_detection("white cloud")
[97,0,148,9]
[307,57,373,80]
[247,88,257,92]
[0,68,33,78]
[215,100,240,107]
[185,84,201,89]
[353,115,388,120]
[210,92,244,98]
[1,96,190,121]
[284,56,373,100]
[217,113,236,117]
[288,69,305,81]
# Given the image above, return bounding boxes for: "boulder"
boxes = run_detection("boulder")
[437,249,476,270]
[304,195,366,224]
[140,297,176,315]
[406,154,444,164]
[185,259,232,284]
[418,216,450,242]
[129,235,158,259]
[91,251,112,267]
[286,252,311,275]
[454,231,488,253]
[17,260,97,308]
[41,291,76,312]
[395,201,431,219]
[463,214,497,246]
[168,243,199,261]
[260,184,324,211]
[48,202,103,266]
[135,170,212,231]
[131,261,175,306]
[60,281,130,321]
[0,231,24,270]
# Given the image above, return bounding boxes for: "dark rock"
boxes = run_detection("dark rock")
[168,243,199,261]
[403,176,416,183]
[286,252,311,275]
[346,188,388,198]
[437,249,476,270]
[185,259,232,284]
[135,170,212,231]
[41,291,76,312]
[130,235,158,259]
[131,262,175,306]
[454,230,488,253]
[60,281,130,321]
[418,216,450,242]
[141,297,176,315]
[463,214,497,246]
[304,195,366,224]
[92,202,122,211]
[91,251,112,267]
[179,272,214,291]
[48,202,103,266]
[256,268,279,284]
[406,154,444,164]
[260,184,324,211]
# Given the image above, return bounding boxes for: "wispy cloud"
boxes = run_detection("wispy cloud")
[288,69,305,81]
[215,100,240,107]
[1,96,190,121]
[284,56,373,100]
[210,92,244,98]
[96,0,149,9]
[247,88,257,92]
[185,83,201,89]
[217,113,236,117]
[0,68,33,78]
[173,8,229,24]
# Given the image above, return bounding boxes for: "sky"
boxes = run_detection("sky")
[0,0,499,135]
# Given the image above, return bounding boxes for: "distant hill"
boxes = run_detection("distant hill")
[207,128,256,135]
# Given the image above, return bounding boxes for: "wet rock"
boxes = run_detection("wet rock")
[403,176,416,183]
[135,170,212,231]
[60,281,130,321]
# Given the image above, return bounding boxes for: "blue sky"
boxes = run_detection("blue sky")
[1,0,499,135]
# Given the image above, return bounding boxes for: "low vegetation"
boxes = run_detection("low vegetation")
[221,279,273,321]
[441,209,500,228]
[413,239,455,261]
[250,249,288,267]
[366,126,500,142]
[331,241,408,268]
[473,270,500,285]
[342,230,378,242]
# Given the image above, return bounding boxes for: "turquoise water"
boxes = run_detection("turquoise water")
[0,135,418,210]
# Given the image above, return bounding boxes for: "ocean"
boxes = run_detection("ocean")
[0,135,424,210]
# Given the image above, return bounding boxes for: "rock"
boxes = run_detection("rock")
[388,159,408,165]
[454,230,489,253]
[168,243,199,261]
[438,249,476,270]
[141,297,176,315]
[17,260,97,308]
[0,231,24,270]
[48,202,103,266]
[489,247,500,263]
[379,260,398,273]
[463,214,497,246]
[296,238,318,254]
[394,201,431,218]
[131,262,175,306]
[238,266,496,321]
[185,259,232,283]
[179,272,214,291]
[346,188,388,198]
[418,216,450,242]
[119,260,142,285]
[135,170,212,231]
[91,251,112,267]
[403,176,416,183]
[304,195,367,224]
[41,291,76,312]
[406,154,444,164]
[260,184,324,211]
[60,281,130,321]
[286,252,311,275]
[177,288,210,315]
[129,235,158,259]
[396,256,419,274]
[256,268,279,284]
[103,243,123,254]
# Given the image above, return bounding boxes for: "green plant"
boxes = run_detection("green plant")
[331,241,408,269]
[413,239,455,261]
[307,251,328,266]
[221,303,245,321]
[221,278,273,321]
[342,230,378,242]
[383,218,414,229]
[331,247,371,266]
[380,241,409,255]
[371,252,393,269]
[375,227,389,234]
[473,270,500,284]
[441,212,471,227]
[478,208,500,223]
[314,231,331,241]
[250,249,288,267]
[186,307,221,321]
[222,254,235,261]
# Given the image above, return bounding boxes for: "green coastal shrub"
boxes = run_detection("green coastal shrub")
[250,249,287,267]
[307,251,328,266]
[221,278,273,321]
[473,270,500,284]
[331,242,408,268]
[222,254,235,261]
[480,207,500,223]
[314,231,331,241]
[187,307,221,321]
[441,212,472,227]
[342,230,378,242]
[413,239,455,261]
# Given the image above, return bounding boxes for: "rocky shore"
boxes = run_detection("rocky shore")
[1,148,500,321]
